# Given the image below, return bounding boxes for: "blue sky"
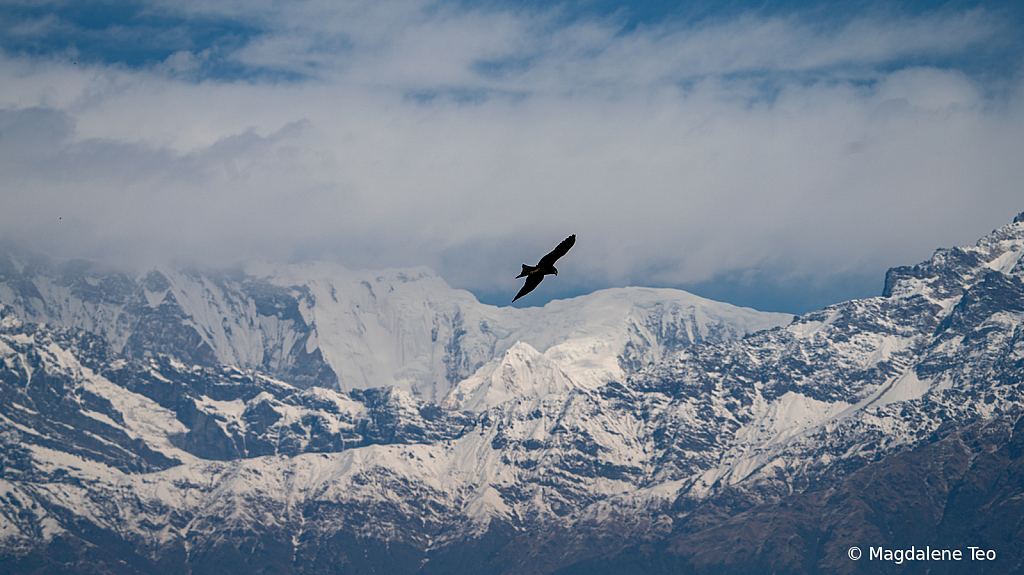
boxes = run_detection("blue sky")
[1,0,1023,313]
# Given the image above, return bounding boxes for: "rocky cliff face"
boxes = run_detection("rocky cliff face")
[1,215,1023,574]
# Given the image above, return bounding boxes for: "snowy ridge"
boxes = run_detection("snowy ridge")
[671,216,1024,504]
[441,342,579,412]
[244,265,792,401]
[0,256,792,402]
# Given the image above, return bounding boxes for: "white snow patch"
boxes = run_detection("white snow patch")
[713,392,854,485]
[985,248,1024,275]
[870,368,934,407]
[80,409,126,431]
[80,367,194,462]
[27,444,126,481]
[196,396,248,420]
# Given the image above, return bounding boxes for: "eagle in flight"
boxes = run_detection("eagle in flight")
[512,234,576,303]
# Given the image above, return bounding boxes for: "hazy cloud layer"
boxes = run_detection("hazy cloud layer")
[1,0,1022,312]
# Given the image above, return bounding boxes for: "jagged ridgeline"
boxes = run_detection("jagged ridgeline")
[0,256,786,400]
[1,214,1023,574]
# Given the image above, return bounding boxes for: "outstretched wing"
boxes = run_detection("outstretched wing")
[512,273,544,303]
[537,234,576,268]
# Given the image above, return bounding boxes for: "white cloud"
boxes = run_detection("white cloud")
[1,1,1022,310]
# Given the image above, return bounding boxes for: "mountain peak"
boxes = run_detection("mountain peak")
[442,341,578,412]
[882,213,1024,301]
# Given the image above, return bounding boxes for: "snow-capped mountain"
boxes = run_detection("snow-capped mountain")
[2,214,1024,574]
[0,256,790,402]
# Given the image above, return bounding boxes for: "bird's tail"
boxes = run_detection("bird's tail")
[516,264,536,279]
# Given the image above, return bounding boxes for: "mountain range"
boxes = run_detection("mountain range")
[2,213,1023,574]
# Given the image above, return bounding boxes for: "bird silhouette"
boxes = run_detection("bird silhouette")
[512,234,576,303]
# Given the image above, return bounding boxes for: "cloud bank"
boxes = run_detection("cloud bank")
[1,0,1022,312]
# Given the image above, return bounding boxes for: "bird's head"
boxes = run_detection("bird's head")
[553,267,558,276]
